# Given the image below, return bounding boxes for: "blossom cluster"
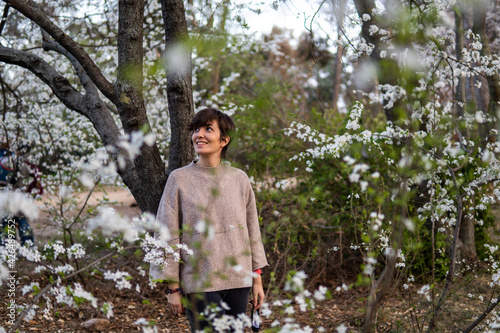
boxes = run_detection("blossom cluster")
[0,205,190,327]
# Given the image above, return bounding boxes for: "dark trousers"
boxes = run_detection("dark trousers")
[0,215,35,246]
[186,287,251,332]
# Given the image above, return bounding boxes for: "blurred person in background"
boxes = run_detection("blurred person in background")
[0,140,42,247]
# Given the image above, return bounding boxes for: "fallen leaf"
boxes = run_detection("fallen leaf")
[82,318,110,330]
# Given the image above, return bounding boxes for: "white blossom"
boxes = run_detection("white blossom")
[104,270,132,290]
[0,191,39,221]
[101,302,114,319]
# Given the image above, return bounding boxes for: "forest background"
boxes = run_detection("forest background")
[1,0,500,332]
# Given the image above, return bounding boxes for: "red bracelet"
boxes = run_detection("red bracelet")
[167,287,183,294]
[254,269,262,275]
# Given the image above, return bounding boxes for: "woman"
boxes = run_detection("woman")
[150,108,268,332]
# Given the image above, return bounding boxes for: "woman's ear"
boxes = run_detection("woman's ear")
[221,136,230,147]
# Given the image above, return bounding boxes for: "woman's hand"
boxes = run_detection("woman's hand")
[167,291,184,314]
[251,274,265,310]
[167,283,185,315]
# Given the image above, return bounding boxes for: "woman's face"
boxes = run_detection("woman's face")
[192,120,229,158]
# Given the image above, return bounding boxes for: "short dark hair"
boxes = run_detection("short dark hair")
[188,108,236,158]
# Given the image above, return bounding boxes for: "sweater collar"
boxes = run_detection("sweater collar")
[191,160,226,170]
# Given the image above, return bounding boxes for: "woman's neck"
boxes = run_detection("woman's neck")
[197,155,221,168]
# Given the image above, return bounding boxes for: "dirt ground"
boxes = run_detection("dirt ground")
[1,262,496,332]
[1,187,498,332]
[31,185,141,241]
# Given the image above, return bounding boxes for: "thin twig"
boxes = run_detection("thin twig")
[421,275,475,328]
[462,287,499,333]
[67,177,101,230]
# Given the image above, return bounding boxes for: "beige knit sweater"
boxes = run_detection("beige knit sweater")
[149,161,269,293]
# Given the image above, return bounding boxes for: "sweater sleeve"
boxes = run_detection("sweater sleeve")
[149,174,182,283]
[245,176,269,271]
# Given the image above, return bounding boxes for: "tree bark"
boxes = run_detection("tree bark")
[331,0,346,114]
[0,4,10,37]
[160,0,195,175]
[459,215,478,264]
[454,2,466,118]
[473,0,500,140]
[114,0,167,213]
[453,3,479,265]
[210,0,230,95]
[353,0,380,61]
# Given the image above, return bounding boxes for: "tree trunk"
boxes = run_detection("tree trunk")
[454,2,466,118]
[454,3,478,265]
[331,0,346,114]
[353,0,380,62]
[160,0,195,175]
[459,216,478,264]
[473,0,500,141]
[115,0,167,214]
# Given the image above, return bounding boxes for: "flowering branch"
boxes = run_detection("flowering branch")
[41,30,100,97]
[363,178,408,333]
[427,166,465,331]
[3,0,116,103]
[8,246,138,333]
[462,286,500,333]
[0,45,86,114]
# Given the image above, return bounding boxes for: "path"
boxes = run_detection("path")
[31,186,141,242]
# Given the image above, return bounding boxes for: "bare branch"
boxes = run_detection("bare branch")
[3,0,116,103]
[0,73,7,121]
[0,3,10,37]
[67,177,101,230]
[41,29,99,96]
[0,44,86,114]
